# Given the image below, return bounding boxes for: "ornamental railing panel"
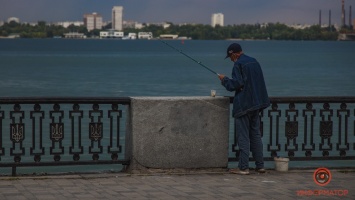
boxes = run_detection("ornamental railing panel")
[0,97,130,176]
[228,97,355,163]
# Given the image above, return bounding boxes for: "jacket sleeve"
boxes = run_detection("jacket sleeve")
[221,64,244,92]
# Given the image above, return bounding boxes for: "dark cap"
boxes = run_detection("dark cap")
[225,43,242,59]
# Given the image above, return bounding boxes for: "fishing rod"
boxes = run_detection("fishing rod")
[160,40,219,76]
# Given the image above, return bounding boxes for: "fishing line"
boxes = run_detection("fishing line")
[159,40,219,76]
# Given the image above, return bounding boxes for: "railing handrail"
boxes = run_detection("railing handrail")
[269,96,355,103]
[2,96,355,104]
[228,96,355,103]
[0,97,131,104]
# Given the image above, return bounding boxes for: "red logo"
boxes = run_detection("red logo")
[313,168,332,186]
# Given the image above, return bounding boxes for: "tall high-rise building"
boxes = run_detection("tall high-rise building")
[83,12,103,31]
[211,13,224,27]
[342,0,345,27]
[349,5,352,28]
[112,6,123,31]
[329,10,332,30]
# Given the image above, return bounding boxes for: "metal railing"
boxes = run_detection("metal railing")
[228,96,355,163]
[0,97,131,176]
[1,96,354,176]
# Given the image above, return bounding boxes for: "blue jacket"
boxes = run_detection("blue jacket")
[221,54,270,118]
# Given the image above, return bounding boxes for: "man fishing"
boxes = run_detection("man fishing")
[218,43,270,175]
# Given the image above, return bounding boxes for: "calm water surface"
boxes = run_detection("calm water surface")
[1,39,354,97]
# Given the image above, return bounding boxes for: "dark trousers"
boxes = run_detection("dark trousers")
[235,110,264,170]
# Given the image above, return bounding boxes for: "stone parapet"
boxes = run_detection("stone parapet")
[126,97,230,172]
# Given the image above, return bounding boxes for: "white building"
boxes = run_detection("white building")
[145,22,171,29]
[100,30,124,38]
[112,6,123,31]
[134,23,144,29]
[287,24,311,30]
[159,34,179,39]
[64,32,86,39]
[211,13,224,27]
[123,20,136,29]
[7,17,20,23]
[138,32,153,39]
[84,12,103,31]
[123,20,145,29]
[122,33,137,40]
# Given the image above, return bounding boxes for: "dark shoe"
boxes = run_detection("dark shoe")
[229,168,250,175]
[255,168,266,173]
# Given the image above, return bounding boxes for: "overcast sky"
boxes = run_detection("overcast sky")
[0,0,353,25]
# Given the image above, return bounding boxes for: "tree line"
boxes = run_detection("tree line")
[0,20,343,40]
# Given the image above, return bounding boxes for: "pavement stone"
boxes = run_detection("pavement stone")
[0,169,353,200]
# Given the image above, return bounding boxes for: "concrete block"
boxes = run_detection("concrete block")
[126,97,230,171]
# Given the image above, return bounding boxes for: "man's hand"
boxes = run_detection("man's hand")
[218,74,225,81]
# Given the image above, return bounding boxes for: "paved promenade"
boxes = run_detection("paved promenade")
[0,169,353,200]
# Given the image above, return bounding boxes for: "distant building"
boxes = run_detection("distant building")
[64,32,86,39]
[134,23,144,29]
[100,29,124,38]
[159,34,179,39]
[211,13,224,27]
[84,12,103,31]
[57,21,84,28]
[123,20,145,29]
[122,33,137,40]
[145,22,171,29]
[7,17,20,23]
[138,32,153,39]
[123,20,136,29]
[112,6,123,31]
[0,21,4,26]
[341,0,345,27]
[7,33,21,38]
[287,23,311,29]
